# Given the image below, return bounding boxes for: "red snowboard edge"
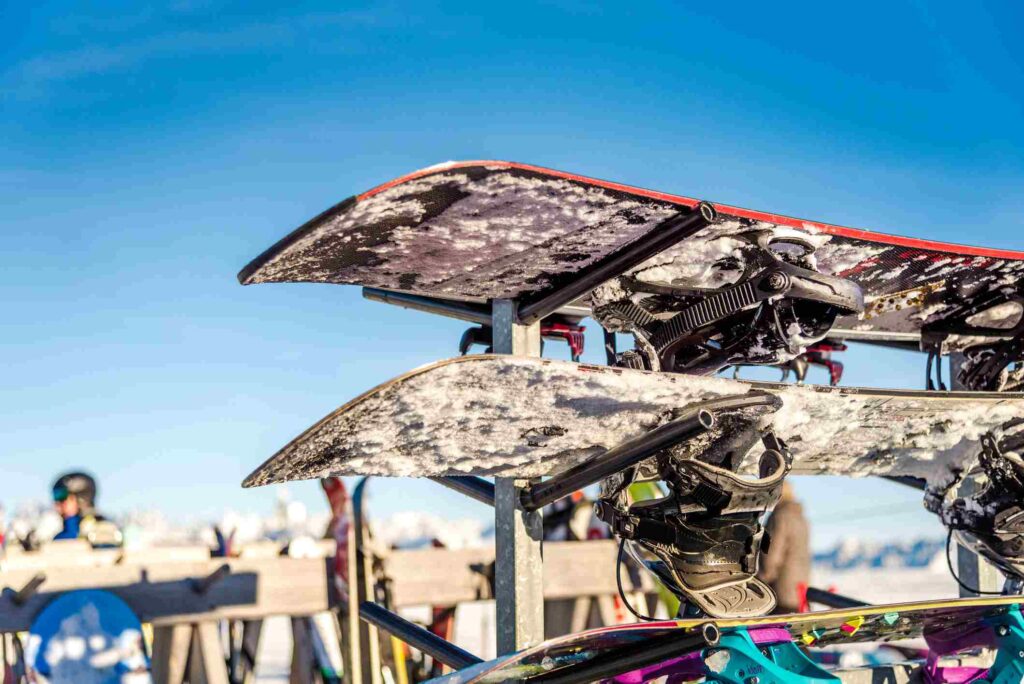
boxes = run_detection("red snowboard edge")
[359,160,1024,261]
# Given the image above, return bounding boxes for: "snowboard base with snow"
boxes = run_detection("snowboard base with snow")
[243,355,1024,487]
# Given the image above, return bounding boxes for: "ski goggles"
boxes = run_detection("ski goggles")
[52,486,70,502]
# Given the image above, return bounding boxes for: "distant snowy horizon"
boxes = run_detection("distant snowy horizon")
[3,493,946,571]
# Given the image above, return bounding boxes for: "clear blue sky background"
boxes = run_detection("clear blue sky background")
[3,1,1022,548]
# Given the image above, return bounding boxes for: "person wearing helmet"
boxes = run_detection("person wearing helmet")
[51,471,122,547]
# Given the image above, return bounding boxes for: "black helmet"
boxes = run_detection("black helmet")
[52,471,97,511]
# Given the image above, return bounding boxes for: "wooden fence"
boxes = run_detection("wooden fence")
[0,538,653,683]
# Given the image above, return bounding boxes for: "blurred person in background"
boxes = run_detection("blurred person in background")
[52,471,122,547]
[758,481,811,614]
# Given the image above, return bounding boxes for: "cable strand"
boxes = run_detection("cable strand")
[945,528,1003,596]
[616,538,659,621]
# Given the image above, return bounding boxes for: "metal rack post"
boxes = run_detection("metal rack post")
[491,299,545,654]
[950,351,1004,595]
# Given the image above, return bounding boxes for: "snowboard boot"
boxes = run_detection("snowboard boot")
[597,433,791,619]
[926,418,1024,582]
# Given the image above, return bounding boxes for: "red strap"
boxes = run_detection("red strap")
[797,582,809,613]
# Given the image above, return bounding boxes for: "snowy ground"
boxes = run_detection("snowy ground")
[255,617,291,683]
[813,562,959,604]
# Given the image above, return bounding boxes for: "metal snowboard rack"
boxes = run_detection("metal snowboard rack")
[352,199,890,684]
[351,196,1015,682]
[357,201,718,659]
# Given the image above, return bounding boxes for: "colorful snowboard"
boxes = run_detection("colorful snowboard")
[242,355,1024,487]
[238,161,1024,345]
[26,589,151,683]
[429,596,1024,683]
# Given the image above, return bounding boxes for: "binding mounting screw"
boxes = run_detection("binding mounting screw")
[746,677,760,684]
[765,272,787,292]
[997,625,1009,637]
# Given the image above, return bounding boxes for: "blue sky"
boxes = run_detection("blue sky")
[2,1,1022,548]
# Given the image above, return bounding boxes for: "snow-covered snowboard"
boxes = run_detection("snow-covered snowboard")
[242,355,1024,488]
[238,161,1024,351]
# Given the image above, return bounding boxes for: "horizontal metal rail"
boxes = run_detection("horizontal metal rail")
[517,202,716,325]
[359,601,483,671]
[362,288,492,325]
[430,476,496,507]
[519,392,782,512]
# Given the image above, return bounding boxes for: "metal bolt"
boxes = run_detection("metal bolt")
[747,677,760,684]
[765,272,787,291]
[997,625,1009,636]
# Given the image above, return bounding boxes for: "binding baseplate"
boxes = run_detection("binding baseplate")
[924,604,1024,684]
[613,625,838,684]
[592,228,863,375]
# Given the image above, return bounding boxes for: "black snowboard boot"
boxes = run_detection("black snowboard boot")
[597,426,790,618]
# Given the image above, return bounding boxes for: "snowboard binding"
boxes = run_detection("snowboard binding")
[593,228,863,375]
[922,285,1024,392]
[596,410,792,618]
[926,418,1024,584]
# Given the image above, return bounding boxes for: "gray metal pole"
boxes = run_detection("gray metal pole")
[950,352,1003,595]
[491,299,545,654]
